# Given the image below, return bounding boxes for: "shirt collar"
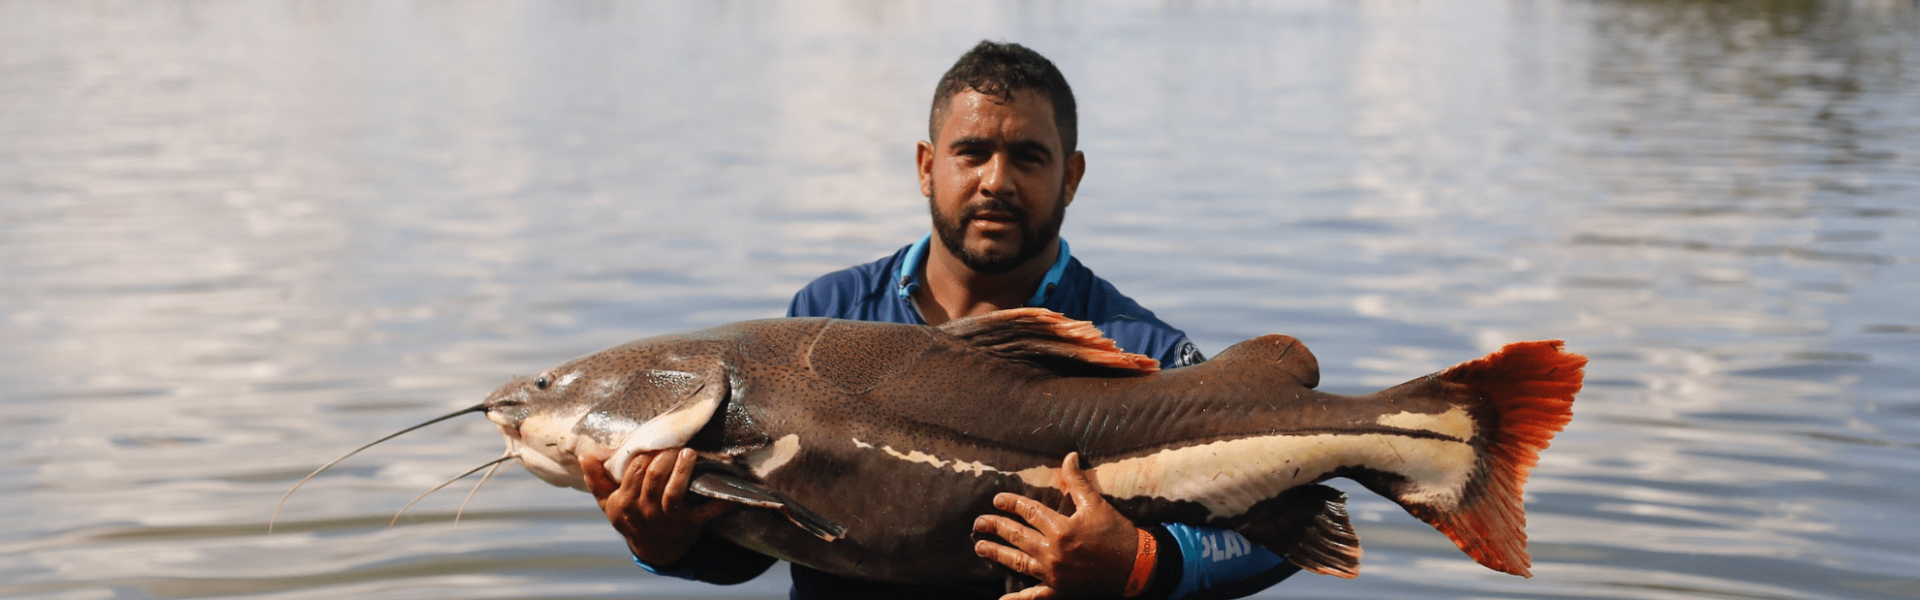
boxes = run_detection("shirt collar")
[895,234,1072,307]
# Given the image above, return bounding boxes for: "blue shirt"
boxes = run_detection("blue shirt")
[787,235,1205,369]
[639,236,1295,599]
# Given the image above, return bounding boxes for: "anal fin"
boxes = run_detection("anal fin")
[1283,487,1362,578]
[690,472,848,542]
[1236,484,1363,579]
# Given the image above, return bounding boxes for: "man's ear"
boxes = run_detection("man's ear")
[917,140,936,198]
[1062,150,1086,208]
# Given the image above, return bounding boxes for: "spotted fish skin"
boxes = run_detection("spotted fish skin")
[482,308,1583,584]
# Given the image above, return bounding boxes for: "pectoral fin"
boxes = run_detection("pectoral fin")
[691,472,848,542]
[605,375,728,477]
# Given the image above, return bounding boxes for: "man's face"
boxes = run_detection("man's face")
[918,89,1085,275]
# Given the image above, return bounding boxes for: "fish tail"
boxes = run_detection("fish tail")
[1401,340,1583,577]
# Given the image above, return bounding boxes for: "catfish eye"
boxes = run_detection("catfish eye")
[534,376,550,390]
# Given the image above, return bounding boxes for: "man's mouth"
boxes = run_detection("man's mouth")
[967,215,1018,234]
[966,207,1022,229]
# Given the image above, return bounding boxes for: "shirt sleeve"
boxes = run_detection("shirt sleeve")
[786,290,814,318]
[633,534,778,585]
[1151,523,1301,600]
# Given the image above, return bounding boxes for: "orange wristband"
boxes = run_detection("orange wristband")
[1123,527,1157,598]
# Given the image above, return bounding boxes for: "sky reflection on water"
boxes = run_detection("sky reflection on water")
[1,1,1916,599]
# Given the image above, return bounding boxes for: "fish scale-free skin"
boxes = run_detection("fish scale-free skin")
[482,308,1582,584]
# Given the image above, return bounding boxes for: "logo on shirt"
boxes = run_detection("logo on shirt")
[1176,341,1207,368]
[1200,530,1256,562]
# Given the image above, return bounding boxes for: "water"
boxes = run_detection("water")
[2,1,1916,598]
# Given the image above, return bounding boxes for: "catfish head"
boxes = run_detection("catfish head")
[482,338,732,490]
[269,335,739,534]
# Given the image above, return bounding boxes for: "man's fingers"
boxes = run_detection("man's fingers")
[999,584,1059,600]
[661,448,698,512]
[974,514,1048,552]
[616,451,652,494]
[638,449,678,503]
[993,492,1065,535]
[975,539,1043,578]
[1057,452,1104,510]
[579,456,614,500]
[606,452,654,513]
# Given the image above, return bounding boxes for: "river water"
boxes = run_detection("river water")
[2,1,1916,599]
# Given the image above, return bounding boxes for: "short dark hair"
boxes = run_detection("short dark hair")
[929,40,1079,156]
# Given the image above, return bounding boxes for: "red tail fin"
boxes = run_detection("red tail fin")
[1409,340,1584,577]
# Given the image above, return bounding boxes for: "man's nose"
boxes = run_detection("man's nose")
[979,152,1016,198]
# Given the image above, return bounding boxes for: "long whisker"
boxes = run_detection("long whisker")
[269,403,487,533]
[390,456,515,527]
[453,454,511,526]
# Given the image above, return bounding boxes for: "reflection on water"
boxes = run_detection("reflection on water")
[1,1,1915,599]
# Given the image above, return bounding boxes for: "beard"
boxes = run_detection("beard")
[929,184,1068,275]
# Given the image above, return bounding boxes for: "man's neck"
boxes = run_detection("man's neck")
[913,239,1060,326]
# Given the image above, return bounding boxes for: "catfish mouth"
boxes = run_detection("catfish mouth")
[496,428,586,490]
[480,376,589,489]
[490,407,592,491]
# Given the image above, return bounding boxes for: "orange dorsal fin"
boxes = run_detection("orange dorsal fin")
[936,308,1160,377]
[1405,340,1584,577]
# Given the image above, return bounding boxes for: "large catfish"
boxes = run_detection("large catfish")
[471,307,1583,583]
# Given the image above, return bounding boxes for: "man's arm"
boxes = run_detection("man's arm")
[1153,525,1300,600]
[972,453,1145,599]
[580,449,775,585]
[970,453,1298,600]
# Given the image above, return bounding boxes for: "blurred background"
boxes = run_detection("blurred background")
[1,1,1915,598]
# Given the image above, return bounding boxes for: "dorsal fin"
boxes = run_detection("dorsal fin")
[936,308,1160,377]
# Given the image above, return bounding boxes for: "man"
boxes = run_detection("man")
[580,41,1299,600]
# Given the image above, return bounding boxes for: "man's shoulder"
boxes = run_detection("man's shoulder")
[787,246,912,320]
[1056,257,1173,329]
[1054,258,1204,368]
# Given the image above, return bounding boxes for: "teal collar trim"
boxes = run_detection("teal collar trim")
[1028,237,1071,306]
[894,234,932,301]
[894,234,1072,308]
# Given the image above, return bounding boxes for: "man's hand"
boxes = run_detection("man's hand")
[972,452,1143,600]
[580,448,736,566]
